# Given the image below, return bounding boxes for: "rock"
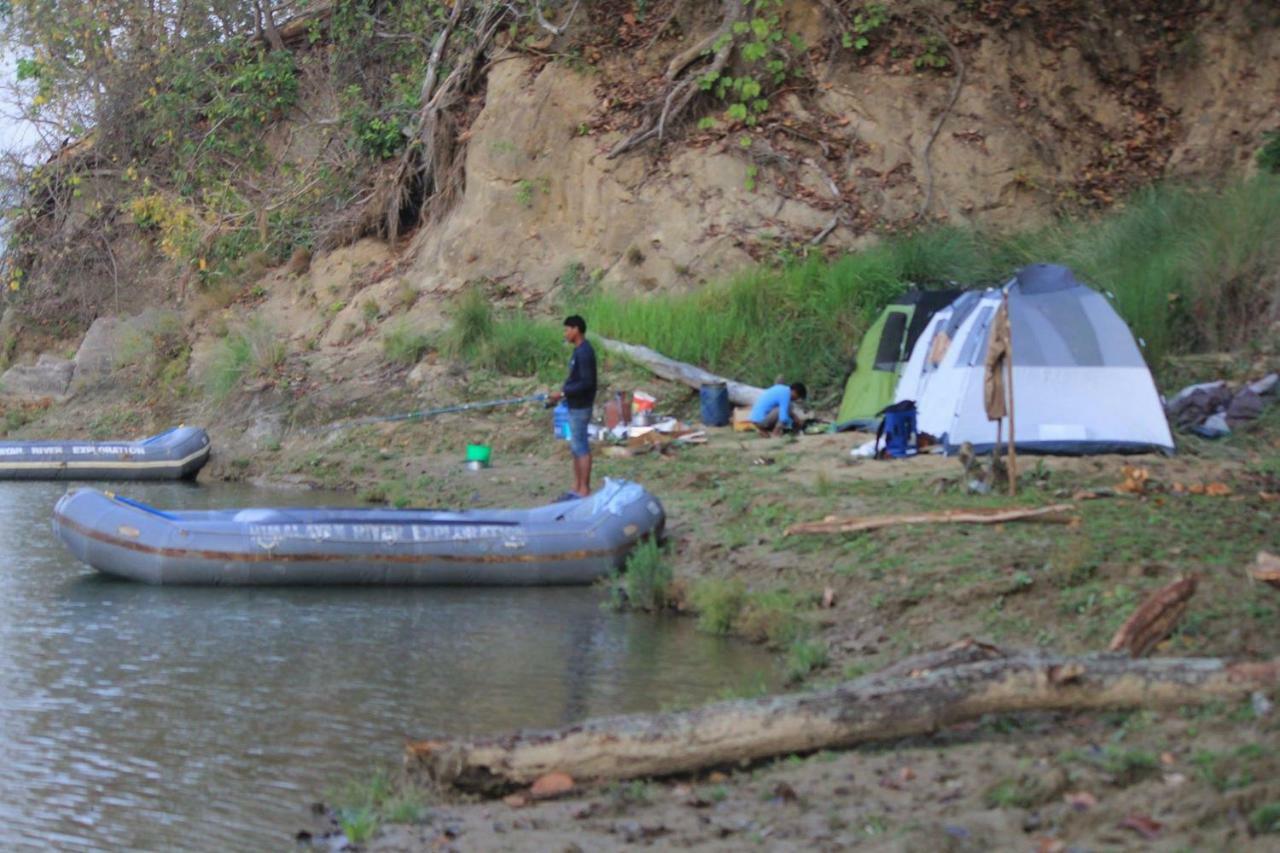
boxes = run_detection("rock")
[530,772,575,800]
[0,353,74,399]
[70,316,125,389]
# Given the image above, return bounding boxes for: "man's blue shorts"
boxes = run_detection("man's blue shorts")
[567,406,591,458]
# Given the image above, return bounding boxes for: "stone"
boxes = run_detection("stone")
[530,772,575,800]
[0,353,74,399]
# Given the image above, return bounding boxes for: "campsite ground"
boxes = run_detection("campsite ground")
[244,360,1280,851]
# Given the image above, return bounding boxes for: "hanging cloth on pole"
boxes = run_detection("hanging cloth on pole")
[984,300,1013,421]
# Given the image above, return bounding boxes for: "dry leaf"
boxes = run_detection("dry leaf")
[1119,814,1162,840]
[1064,790,1097,811]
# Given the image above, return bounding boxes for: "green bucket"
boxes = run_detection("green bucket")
[465,443,492,466]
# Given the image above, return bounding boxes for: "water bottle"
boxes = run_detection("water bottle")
[552,401,570,440]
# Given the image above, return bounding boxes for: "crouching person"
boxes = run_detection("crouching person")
[750,381,807,437]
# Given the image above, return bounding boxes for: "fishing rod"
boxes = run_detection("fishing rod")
[317,393,549,433]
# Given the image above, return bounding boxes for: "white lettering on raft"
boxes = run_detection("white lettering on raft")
[247,523,523,545]
[0,446,145,456]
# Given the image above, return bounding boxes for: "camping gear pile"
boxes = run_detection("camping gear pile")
[837,264,1175,457]
[1165,374,1277,439]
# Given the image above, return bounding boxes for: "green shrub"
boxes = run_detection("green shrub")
[1250,802,1280,835]
[690,578,747,635]
[382,320,432,365]
[205,318,284,398]
[1258,131,1280,174]
[737,588,807,647]
[784,637,828,683]
[622,539,673,611]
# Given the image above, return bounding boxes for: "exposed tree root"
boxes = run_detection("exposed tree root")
[608,0,742,159]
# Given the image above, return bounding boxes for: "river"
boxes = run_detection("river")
[0,480,777,849]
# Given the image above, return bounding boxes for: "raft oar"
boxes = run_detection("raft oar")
[316,393,549,434]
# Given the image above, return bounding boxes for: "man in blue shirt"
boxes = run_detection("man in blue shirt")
[548,315,597,497]
[750,382,807,437]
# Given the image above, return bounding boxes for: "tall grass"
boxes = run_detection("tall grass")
[992,177,1280,361]
[205,317,284,398]
[583,176,1280,392]
[441,287,564,379]
[583,228,1001,403]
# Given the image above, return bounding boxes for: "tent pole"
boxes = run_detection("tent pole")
[1006,297,1017,497]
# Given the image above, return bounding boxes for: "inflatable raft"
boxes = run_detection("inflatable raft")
[52,478,665,585]
[0,426,210,480]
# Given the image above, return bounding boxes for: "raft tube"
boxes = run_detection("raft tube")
[52,478,666,585]
[0,426,211,480]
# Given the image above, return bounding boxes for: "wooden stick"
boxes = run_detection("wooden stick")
[1006,295,1017,497]
[784,503,1076,536]
[407,651,1280,792]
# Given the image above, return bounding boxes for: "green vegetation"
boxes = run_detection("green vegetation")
[611,538,673,611]
[1251,802,1280,835]
[330,768,432,843]
[381,320,432,365]
[1258,130,1280,174]
[205,318,285,399]
[441,287,564,379]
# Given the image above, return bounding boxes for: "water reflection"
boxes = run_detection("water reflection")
[0,481,777,848]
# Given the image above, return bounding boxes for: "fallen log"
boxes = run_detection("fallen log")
[596,337,766,408]
[1108,576,1197,657]
[407,652,1279,793]
[785,503,1076,536]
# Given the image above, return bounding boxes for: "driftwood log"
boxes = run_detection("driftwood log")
[1108,576,1198,657]
[407,649,1279,793]
[596,336,818,423]
[596,337,766,407]
[785,503,1077,536]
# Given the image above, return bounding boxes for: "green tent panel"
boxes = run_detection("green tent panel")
[834,289,963,431]
[835,305,914,429]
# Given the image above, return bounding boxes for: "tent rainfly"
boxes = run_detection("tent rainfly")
[895,264,1174,456]
[834,289,961,431]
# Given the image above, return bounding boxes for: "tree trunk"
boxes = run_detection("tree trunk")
[407,652,1279,793]
[596,337,766,407]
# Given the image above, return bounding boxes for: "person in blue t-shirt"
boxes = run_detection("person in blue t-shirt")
[750,382,807,437]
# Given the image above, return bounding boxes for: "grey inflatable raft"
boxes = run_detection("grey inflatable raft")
[52,478,665,585]
[0,426,210,480]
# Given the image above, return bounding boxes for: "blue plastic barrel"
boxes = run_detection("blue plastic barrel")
[552,401,571,440]
[699,382,731,426]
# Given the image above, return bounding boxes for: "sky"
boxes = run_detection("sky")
[0,49,38,155]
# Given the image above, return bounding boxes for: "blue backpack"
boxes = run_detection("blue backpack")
[875,400,918,459]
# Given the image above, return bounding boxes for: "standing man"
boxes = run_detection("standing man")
[548,315,597,497]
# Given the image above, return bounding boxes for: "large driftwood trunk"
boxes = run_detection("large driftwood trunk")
[408,651,1279,793]
[597,337,765,407]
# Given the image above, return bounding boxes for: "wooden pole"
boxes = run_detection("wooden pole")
[1005,296,1017,497]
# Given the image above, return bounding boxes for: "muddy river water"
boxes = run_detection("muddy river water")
[0,480,777,849]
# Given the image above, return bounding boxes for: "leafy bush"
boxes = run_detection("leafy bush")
[621,539,672,611]
[690,578,747,635]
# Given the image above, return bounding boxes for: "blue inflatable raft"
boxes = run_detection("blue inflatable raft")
[52,478,665,585]
[0,426,210,480]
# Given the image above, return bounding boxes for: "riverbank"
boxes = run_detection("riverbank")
[253,369,1280,851]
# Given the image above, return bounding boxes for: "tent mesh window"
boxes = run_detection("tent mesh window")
[873,311,909,371]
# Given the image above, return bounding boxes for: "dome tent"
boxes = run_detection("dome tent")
[897,264,1174,455]
[833,288,962,431]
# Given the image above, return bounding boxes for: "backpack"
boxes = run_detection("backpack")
[875,400,918,459]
